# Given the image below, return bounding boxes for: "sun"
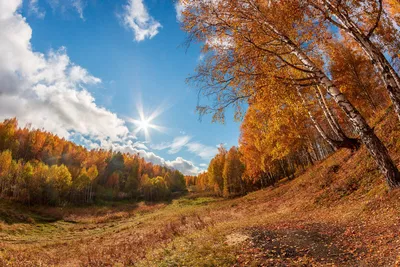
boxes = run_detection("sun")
[126,98,168,141]
[138,118,150,131]
[130,117,156,141]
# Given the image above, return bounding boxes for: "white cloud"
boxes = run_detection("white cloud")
[0,0,130,141]
[107,140,200,175]
[174,0,222,22]
[29,0,45,18]
[133,141,148,150]
[121,0,161,42]
[0,1,21,20]
[47,0,86,19]
[166,157,200,176]
[71,0,85,19]
[151,135,192,154]
[174,0,233,54]
[174,1,186,22]
[152,136,218,161]
[186,142,218,160]
[0,0,203,176]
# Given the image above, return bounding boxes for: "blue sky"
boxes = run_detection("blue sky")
[0,0,241,175]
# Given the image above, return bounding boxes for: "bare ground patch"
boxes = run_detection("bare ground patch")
[235,223,365,266]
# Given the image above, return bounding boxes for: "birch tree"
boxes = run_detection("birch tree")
[180,0,400,187]
[308,0,400,121]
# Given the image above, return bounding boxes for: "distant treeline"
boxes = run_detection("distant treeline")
[0,118,186,205]
[185,143,314,198]
[185,146,247,197]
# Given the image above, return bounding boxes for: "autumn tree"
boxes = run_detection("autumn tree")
[186,172,209,192]
[207,145,227,195]
[30,162,49,204]
[0,118,19,155]
[47,165,72,205]
[180,0,400,188]
[239,97,320,187]
[0,150,12,196]
[124,156,140,198]
[385,0,400,26]
[142,176,170,202]
[165,170,186,192]
[307,0,400,122]
[223,146,244,197]
[327,38,388,116]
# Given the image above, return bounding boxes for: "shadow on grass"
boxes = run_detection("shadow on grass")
[0,191,213,226]
[0,204,58,225]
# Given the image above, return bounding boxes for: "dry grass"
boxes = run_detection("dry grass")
[1,109,400,266]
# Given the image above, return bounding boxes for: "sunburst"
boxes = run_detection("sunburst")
[126,97,168,141]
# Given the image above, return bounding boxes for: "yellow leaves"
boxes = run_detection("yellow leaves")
[0,150,12,176]
[385,0,400,24]
[183,0,397,185]
[239,84,311,178]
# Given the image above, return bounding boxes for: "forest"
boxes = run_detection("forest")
[0,118,186,205]
[181,0,400,196]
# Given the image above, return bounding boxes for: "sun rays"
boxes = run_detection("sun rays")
[126,97,168,141]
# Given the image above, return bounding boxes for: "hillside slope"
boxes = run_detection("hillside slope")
[1,109,400,266]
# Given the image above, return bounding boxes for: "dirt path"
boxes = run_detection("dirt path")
[235,223,365,266]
